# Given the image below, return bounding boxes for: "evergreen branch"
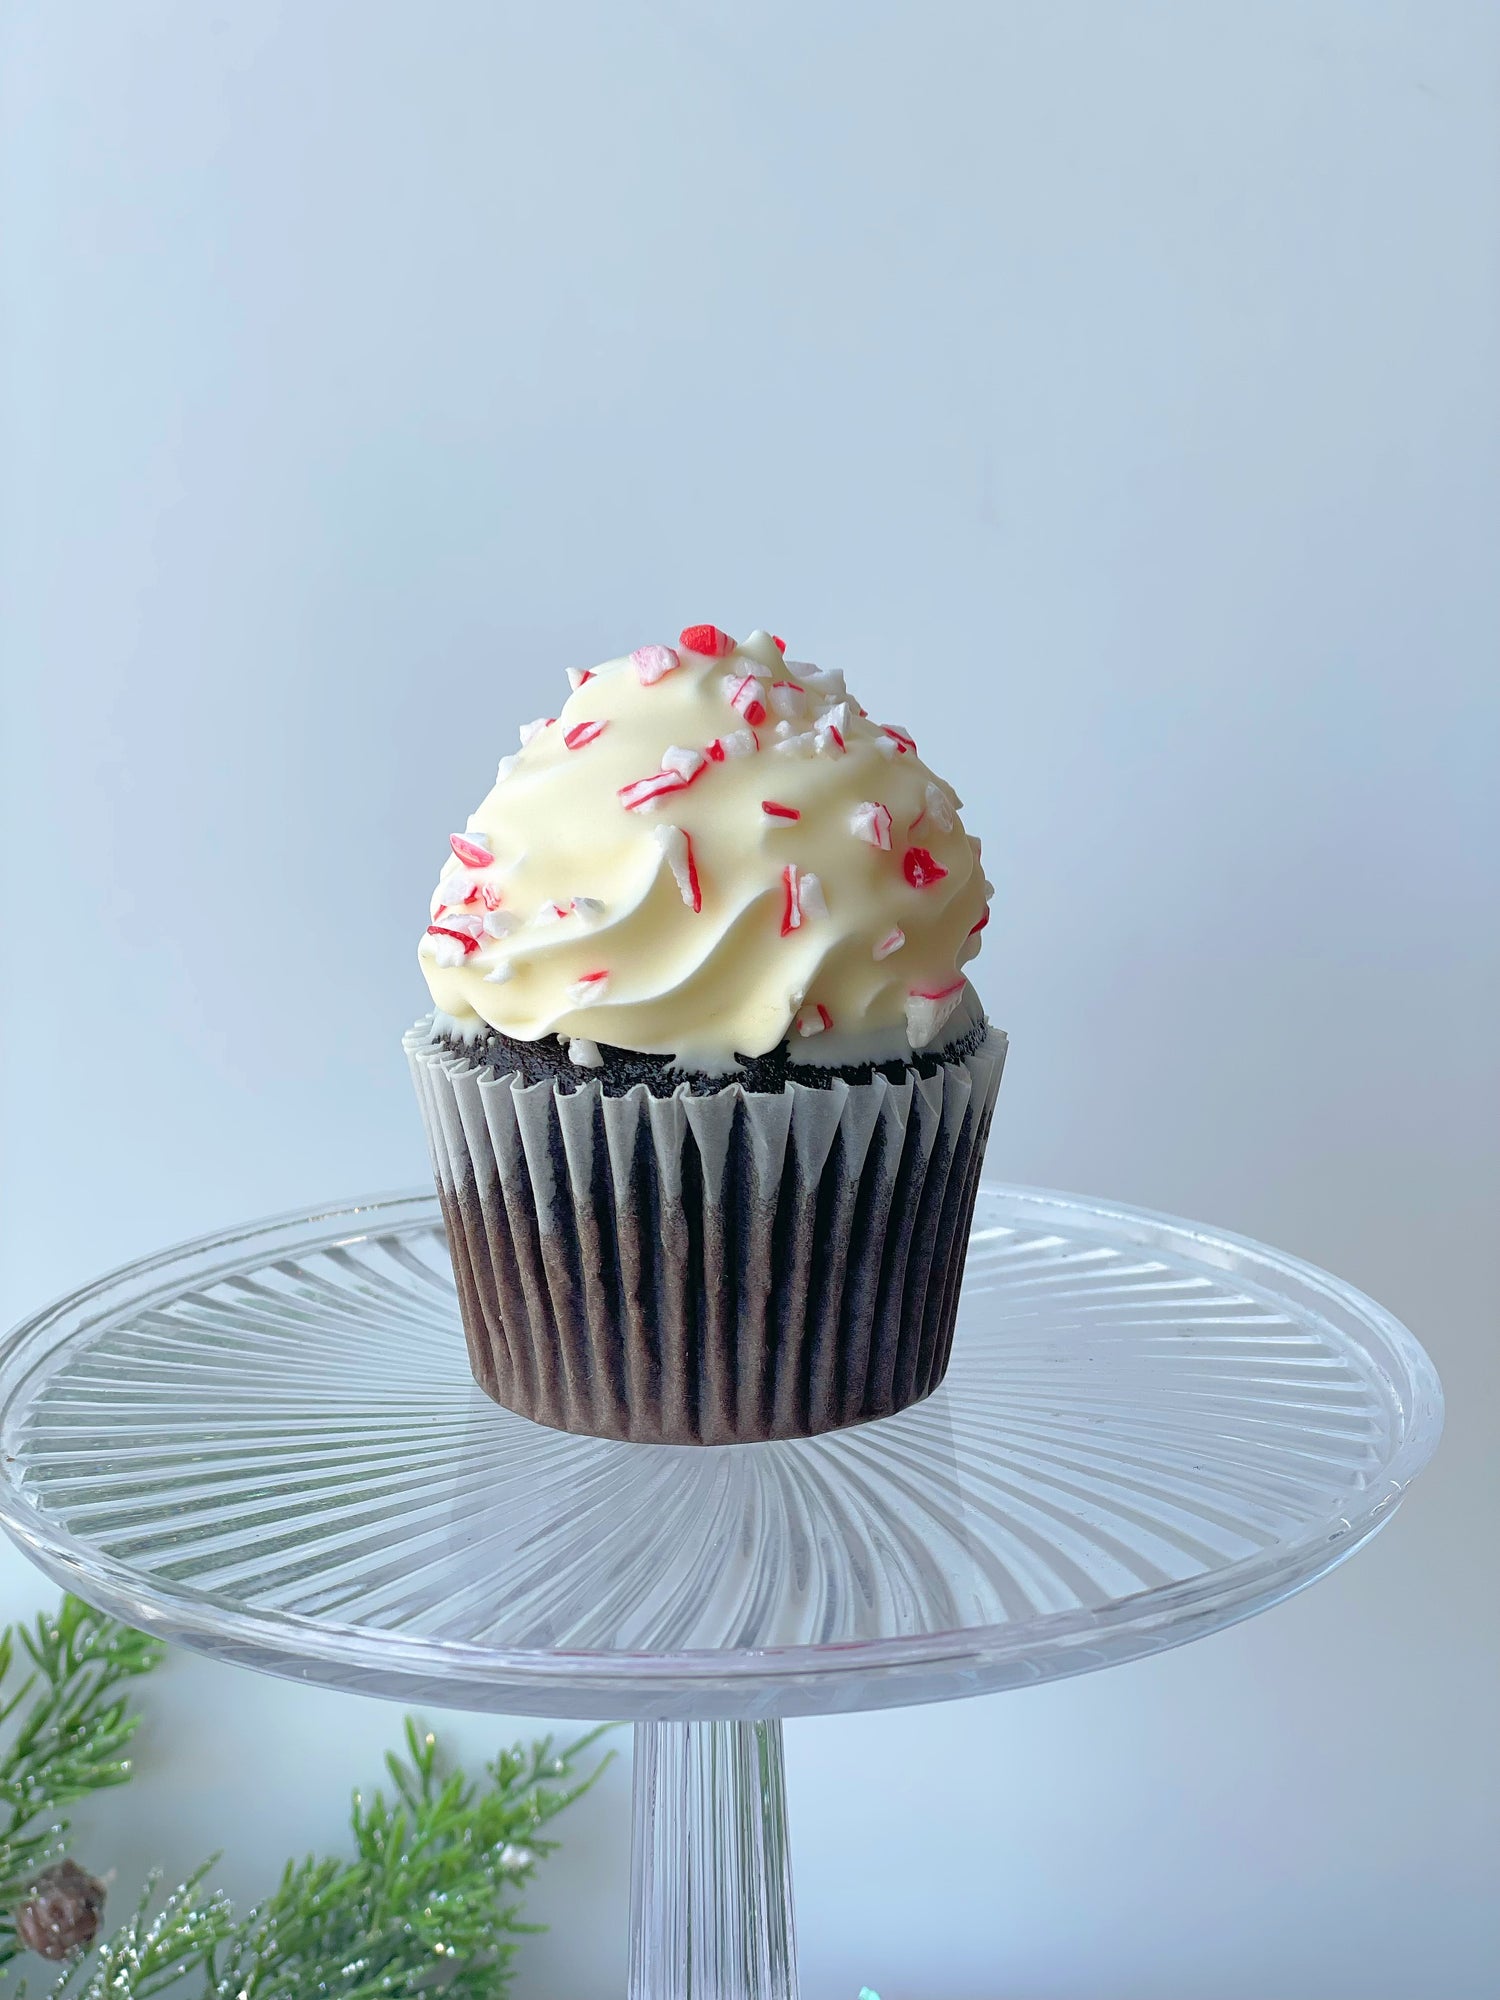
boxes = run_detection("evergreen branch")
[42,1866,235,2000]
[0,1594,611,2000]
[0,1600,164,1949]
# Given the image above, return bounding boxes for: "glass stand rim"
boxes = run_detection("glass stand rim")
[0,1181,1444,1723]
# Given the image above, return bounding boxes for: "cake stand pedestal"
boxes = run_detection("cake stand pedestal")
[0,1185,1442,1998]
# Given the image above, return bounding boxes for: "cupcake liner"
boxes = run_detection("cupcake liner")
[405,1017,1006,1445]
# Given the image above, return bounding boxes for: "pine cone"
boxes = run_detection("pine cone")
[14,1859,106,1961]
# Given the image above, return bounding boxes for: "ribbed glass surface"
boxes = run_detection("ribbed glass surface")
[0,1185,1441,1720]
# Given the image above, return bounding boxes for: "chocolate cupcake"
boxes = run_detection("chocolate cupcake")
[407,622,1005,1444]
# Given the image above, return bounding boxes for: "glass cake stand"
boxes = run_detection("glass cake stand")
[0,1185,1442,1999]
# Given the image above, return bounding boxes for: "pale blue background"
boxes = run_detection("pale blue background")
[2,3,1497,1995]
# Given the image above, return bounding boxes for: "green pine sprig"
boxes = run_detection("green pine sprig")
[0,1597,165,1963]
[0,1597,610,2000]
[207,1719,611,2000]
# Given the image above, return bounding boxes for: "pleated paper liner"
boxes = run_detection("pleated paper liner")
[406,1016,1005,1445]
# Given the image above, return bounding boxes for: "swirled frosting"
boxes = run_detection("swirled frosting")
[418,624,992,1068]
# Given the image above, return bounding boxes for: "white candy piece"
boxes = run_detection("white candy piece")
[439,868,482,902]
[571,896,605,924]
[461,823,493,848]
[632,644,680,687]
[795,1005,828,1037]
[717,728,757,759]
[774,731,817,758]
[482,959,515,984]
[421,933,470,969]
[798,872,828,920]
[768,681,807,720]
[660,744,707,782]
[873,732,900,758]
[519,717,552,747]
[923,781,956,833]
[850,801,893,849]
[567,973,611,1005]
[495,754,519,783]
[568,1037,603,1068]
[655,823,699,909]
[482,910,515,938]
[906,982,966,1049]
[532,901,568,925]
[435,909,484,938]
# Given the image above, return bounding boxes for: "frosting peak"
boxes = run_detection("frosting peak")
[418,626,992,1067]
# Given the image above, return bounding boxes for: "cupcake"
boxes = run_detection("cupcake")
[406,622,1005,1444]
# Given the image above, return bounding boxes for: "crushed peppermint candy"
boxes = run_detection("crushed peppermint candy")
[906,978,966,1049]
[660,744,707,783]
[423,931,472,967]
[968,905,991,937]
[483,909,516,938]
[922,781,956,832]
[873,926,906,960]
[882,724,917,753]
[519,717,555,747]
[680,624,735,656]
[533,901,570,924]
[768,680,807,720]
[780,864,826,935]
[796,1003,833,1036]
[760,800,800,821]
[723,674,768,726]
[718,727,758,758]
[632,644,680,686]
[903,846,948,889]
[572,895,605,923]
[567,667,596,691]
[495,754,519,783]
[482,959,515,984]
[425,924,481,957]
[772,634,787,652]
[774,731,817,758]
[619,768,689,812]
[432,909,484,938]
[449,832,493,868]
[656,823,703,912]
[567,970,611,1005]
[437,868,483,905]
[568,1037,604,1068]
[564,719,609,750]
[850,801,893,849]
[814,719,847,754]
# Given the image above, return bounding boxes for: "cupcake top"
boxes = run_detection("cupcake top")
[419,624,993,1070]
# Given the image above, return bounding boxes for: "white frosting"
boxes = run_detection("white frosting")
[419,627,993,1066]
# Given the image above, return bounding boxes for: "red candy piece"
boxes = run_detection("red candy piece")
[772,635,787,652]
[903,847,948,889]
[680,623,736,657]
[726,675,768,726]
[817,1002,832,1031]
[619,770,689,811]
[706,738,726,761]
[969,906,991,937]
[449,833,494,869]
[780,866,798,936]
[761,800,800,820]
[881,725,916,754]
[425,925,481,955]
[564,719,608,750]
